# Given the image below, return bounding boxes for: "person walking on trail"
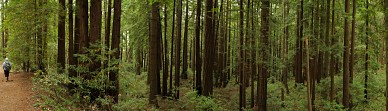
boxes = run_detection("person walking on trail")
[2,58,12,81]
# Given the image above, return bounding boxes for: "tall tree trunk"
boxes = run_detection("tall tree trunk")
[89,0,102,101]
[330,0,336,102]
[182,0,189,80]
[1,0,5,58]
[109,0,121,103]
[365,0,369,103]
[225,0,233,87]
[74,0,80,76]
[295,0,304,84]
[238,0,246,109]
[90,0,102,71]
[174,0,182,99]
[78,0,89,55]
[349,0,356,83]
[247,0,254,108]
[281,0,290,105]
[157,7,162,95]
[37,0,46,72]
[385,0,388,109]
[148,2,161,106]
[306,37,312,111]
[324,0,331,87]
[169,0,176,96]
[162,4,169,97]
[149,2,161,107]
[57,0,66,72]
[218,0,225,88]
[343,0,350,108]
[203,0,215,97]
[259,0,270,110]
[312,0,319,108]
[105,0,112,73]
[68,0,75,77]
[195,0,202,95]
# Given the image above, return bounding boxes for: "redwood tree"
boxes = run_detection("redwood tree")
[385,0,388,109]
[295,0,304,84]
[149,1,161,107]
[238,0,245,109]
[90,0,102,72]
[259,0,270,110]
[349,0,356,83]
[343,0,351,108]
[182,0,189,80]
[68,0,75,77]
[203,0,215,96]
[162,4,169,97]
[175,0,182,99]
[195,0,202,95]
[109,0,122,103]
[330,0,336,102]
[57,0,65,72]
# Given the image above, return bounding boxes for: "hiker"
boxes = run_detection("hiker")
[2,58,12,81]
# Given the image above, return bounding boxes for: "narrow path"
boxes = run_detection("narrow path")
[0,70,36,111]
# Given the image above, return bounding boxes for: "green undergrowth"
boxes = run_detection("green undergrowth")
[32,65,387,110]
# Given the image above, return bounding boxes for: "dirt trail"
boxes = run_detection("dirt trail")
[0,70,36,111]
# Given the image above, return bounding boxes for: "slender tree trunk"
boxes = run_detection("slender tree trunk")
[243,0,249,89]
[222,0,232,87]
[343,0,350,108]
[324,0,331,87]
[281,0,289,106]
[90,0,102,74]
[162,4,169,97]
[174,0,182,99]
[284,0,290,94]
[37,0,46,72]
[68,0,75,77]
[78,0,89,55]
[105,0,112,72]
[219,0,227,88]
[330,0,336,102]
[385,0,388,110]
[169,0,176,96]
[74,0,80,76]
[157,7,162,95]
[195,0,202,95]
[238,0,246,109]
[149,2,161,107]
[109,0,122,103]
[203,0,215,97]
[259,0,270,110]
[384,0,388,108]
[213,0,220,87]
[1,0,4,58]
[182,0,189,80]
[246,0,255,108]
[312,0,319,108]
[365,0,369,103]
[295,0,304,84]
[89,0,102,101]
[57,0,66,72]
[349,0,356,84]
[306,37,312,111]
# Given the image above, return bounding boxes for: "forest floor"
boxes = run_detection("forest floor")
[0,71,36,111]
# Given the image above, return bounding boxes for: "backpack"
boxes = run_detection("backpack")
[5,62,11,71]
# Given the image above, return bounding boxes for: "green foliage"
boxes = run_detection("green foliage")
[33,44,118,110]
[4,0,58,71]
[182,91,226,111]
[115,71,149,110]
